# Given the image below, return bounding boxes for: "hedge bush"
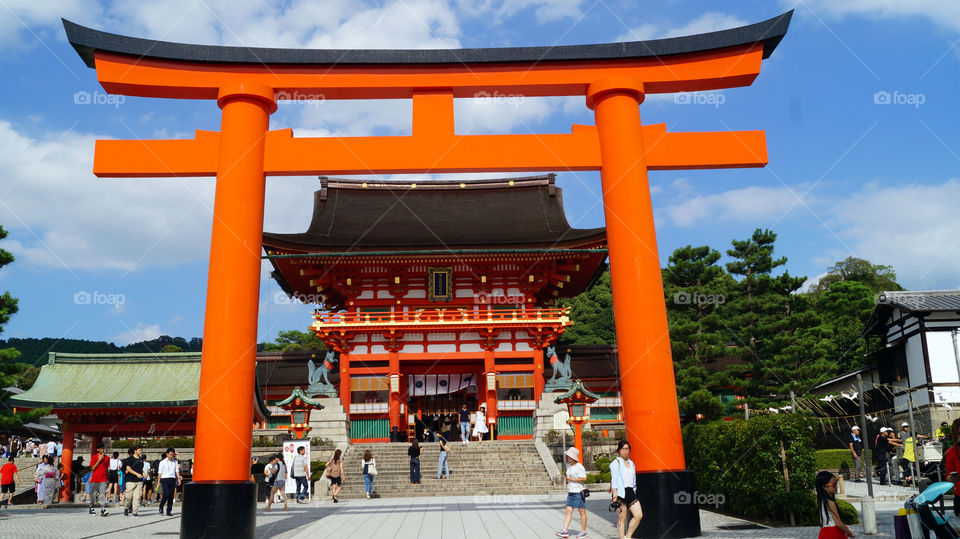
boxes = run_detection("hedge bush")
[684,414,819,525]
[815,449,855,470]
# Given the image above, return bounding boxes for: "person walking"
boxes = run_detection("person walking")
[292,446,310,503]
[0,456,18,507]
[264,454,288,512]
[472,404,489,442]
[816,471,856,538]
[361,450,377,498]
[409,441,421,484]
[609,440,642,539]
[325,449,343,503]
[458,404,471,444]
[107,451,121,502]
[45,440,56,461]
[87,443,110,516]
[436,436,450,479]
[157,448,181,516]
[122,446,145,517]
[140,455,153,506]
[36,455,58,509]
[555,447,588,539]
[848,426,863,482]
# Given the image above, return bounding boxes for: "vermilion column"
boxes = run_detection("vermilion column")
[483,348,497,435]
[388,349,401,438]
[588,78,699,538]
[182,82,275,539]
[59,427,74,501]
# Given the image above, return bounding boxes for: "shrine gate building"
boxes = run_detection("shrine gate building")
[263,174,606,441]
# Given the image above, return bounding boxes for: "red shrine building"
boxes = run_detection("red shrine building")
[263,174,607,441]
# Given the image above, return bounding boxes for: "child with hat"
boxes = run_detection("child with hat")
[556,447,588,538]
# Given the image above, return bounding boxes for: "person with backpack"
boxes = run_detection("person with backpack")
[361,450,377,499]
[264,454,287,512]
[555,447,588,539]
[608,440,642,539]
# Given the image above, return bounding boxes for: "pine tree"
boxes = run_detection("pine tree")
[558,269,615,346]
[0,226,50,429]
[662,245,734,419]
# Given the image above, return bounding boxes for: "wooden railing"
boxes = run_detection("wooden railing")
[313,307,569,327]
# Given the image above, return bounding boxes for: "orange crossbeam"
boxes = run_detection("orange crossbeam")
[93,124,766,177]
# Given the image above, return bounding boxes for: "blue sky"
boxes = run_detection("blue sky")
[1,0,959,346]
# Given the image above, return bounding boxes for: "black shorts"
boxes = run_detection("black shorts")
[329,476,342,486]
[1,483,14,494]
[617,487,639,508]
[108,471,118,484]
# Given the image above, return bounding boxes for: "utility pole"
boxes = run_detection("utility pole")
[858,374,877,534]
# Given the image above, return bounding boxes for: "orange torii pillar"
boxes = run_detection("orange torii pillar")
[588,79,693,526]
[186,82,276,534]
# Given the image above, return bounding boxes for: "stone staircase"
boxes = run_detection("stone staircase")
[335,440,562,499]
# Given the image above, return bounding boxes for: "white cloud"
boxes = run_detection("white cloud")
[617,12,749,42]
[663,185,807,228]
[112,322,161,345]
[456,0,583,23]
[0,121,320,271]
[823,180,960,290]
[782,0,960,34]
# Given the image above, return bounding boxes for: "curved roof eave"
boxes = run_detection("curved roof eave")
[63,11,791,69]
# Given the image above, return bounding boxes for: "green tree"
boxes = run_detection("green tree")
[662,245,734,419]
[0,226,50,429]
[811,280,878,373]
[558,269,615,345]
[160,344,183,353]
[723,229,823,403]
[260,330,327,352]
[810,257,903,294]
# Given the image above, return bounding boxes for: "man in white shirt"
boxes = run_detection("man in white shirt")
[291,446,309,503]
[157,448,181,517]
[46,440,56,460]
[556,447,588,539]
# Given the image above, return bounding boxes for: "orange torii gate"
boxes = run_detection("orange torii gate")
[63,12,791,538]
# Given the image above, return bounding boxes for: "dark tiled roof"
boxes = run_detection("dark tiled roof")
[262,174,605,251]
[876,290,960,312]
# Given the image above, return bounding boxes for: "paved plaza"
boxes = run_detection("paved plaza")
[0,495,944,538]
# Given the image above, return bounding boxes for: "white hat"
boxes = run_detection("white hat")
[851,425,860,430]
[902,422,909,427]
[564,447,580,461]
[880,427,889,432]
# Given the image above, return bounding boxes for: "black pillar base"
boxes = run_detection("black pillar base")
[181,481,256,539]
[633,470,701,538]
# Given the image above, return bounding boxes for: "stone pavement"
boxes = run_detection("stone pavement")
[0,495,955,538]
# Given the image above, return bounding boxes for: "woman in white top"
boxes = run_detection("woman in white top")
[608,440,643,539]
[472,404,489,442]
[361,450,376,499]
[815,471,855,538]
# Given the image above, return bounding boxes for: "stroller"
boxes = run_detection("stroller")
[910,481,959,538]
